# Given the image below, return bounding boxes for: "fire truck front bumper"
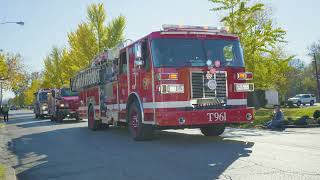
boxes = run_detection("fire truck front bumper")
[39,110,49,115]
[155,107,254,127]
[59,108,78,118]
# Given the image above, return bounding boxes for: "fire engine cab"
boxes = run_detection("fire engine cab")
[71,25,254,141]
[47,88,80,123]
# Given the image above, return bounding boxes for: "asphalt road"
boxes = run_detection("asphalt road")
[2,110,320,180]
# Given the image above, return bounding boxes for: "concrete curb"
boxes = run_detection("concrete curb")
[284,124,320,128]
[5,166,16,180]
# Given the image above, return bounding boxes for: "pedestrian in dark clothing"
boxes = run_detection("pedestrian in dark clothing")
[0,106,2,121]
[2,105,9,122]
[265,105,284,129]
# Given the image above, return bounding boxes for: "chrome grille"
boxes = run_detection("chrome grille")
[191,71,227,98]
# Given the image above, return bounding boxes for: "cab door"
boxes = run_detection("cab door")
[134,39,153,103]
[303,95,311,104]
[118,49,129,120]
[130,39,154,122]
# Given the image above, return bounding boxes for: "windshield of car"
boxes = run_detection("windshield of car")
[294,95,303,98]
[151,38,244,67]
[38,92,48,102]
[60,88,79,97]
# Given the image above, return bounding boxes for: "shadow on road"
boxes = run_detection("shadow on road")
[10,124,254,180]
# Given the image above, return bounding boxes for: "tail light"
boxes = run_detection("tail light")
[237,72,253,80]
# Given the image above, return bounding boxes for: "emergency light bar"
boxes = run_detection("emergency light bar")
[162,24,228,33]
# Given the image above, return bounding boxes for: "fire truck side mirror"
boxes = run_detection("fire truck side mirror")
[134,43,142,59]
[51,90,55,98]
[134,59,144,67]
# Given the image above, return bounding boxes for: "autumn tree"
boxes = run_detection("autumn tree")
[0,53,8,79]
[42,3,126,87]
[210,0,293,98]
[42,47,66,88]
[24,78,42,105]
[0,52,29,106]
[65,3,125,73]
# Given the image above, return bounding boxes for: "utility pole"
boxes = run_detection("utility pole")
[0,20,24,107]
[0,78,8,107]
[314,53,320,99]
[0,21,24,26]
[0,79,4,107]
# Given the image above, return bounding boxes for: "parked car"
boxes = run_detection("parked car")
[288,94,316,106]
[10,105,17,110]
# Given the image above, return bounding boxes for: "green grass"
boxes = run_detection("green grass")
[0,164,6,180]
[240,106,319,128]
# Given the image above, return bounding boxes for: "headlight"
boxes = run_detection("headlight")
[160,84,184,94]
[60,103,69,108]
[234,83,254,92]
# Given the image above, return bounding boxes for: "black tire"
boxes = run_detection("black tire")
[200,124,226,136]
[50,116,55,122]
[88,105,101,131]
[296,101,301,107]
[310,100,314,106]
[100,123,110,129]
[128,100,154,141]
[57,111,64,123]
[75,113,81,122]
[35,114,38,119]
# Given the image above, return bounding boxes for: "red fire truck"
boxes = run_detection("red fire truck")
[47,88,81,123]
[71,25,254,141]
[34,89,50,119]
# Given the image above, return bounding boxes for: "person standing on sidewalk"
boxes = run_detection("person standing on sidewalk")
[2,104,9,122]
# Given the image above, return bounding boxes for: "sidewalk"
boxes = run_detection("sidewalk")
[0,121,16,180]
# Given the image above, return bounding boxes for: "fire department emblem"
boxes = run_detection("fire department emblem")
[207,79,217,90]
[143,78,150,90]
[210,68,216,74]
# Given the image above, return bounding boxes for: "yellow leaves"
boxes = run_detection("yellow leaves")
[0,54,8,78]
[42,47,66,88]
[24,79,41,105]
[40,3,126,91]
[210,0,292,94]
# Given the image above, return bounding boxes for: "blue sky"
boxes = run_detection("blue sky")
[1,0,320,99]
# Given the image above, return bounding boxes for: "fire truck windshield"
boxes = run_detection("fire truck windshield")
[61,88,79,97]
[39,92,48,102]
[151,38,244,67]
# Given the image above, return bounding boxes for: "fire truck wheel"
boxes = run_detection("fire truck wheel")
[100,123,109,129]
[75,113,81,122]
[128,100,154,141]
[88,105,101,130]
[57,112,64,123]
[50,116,55,122]
[200,124,226,136]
